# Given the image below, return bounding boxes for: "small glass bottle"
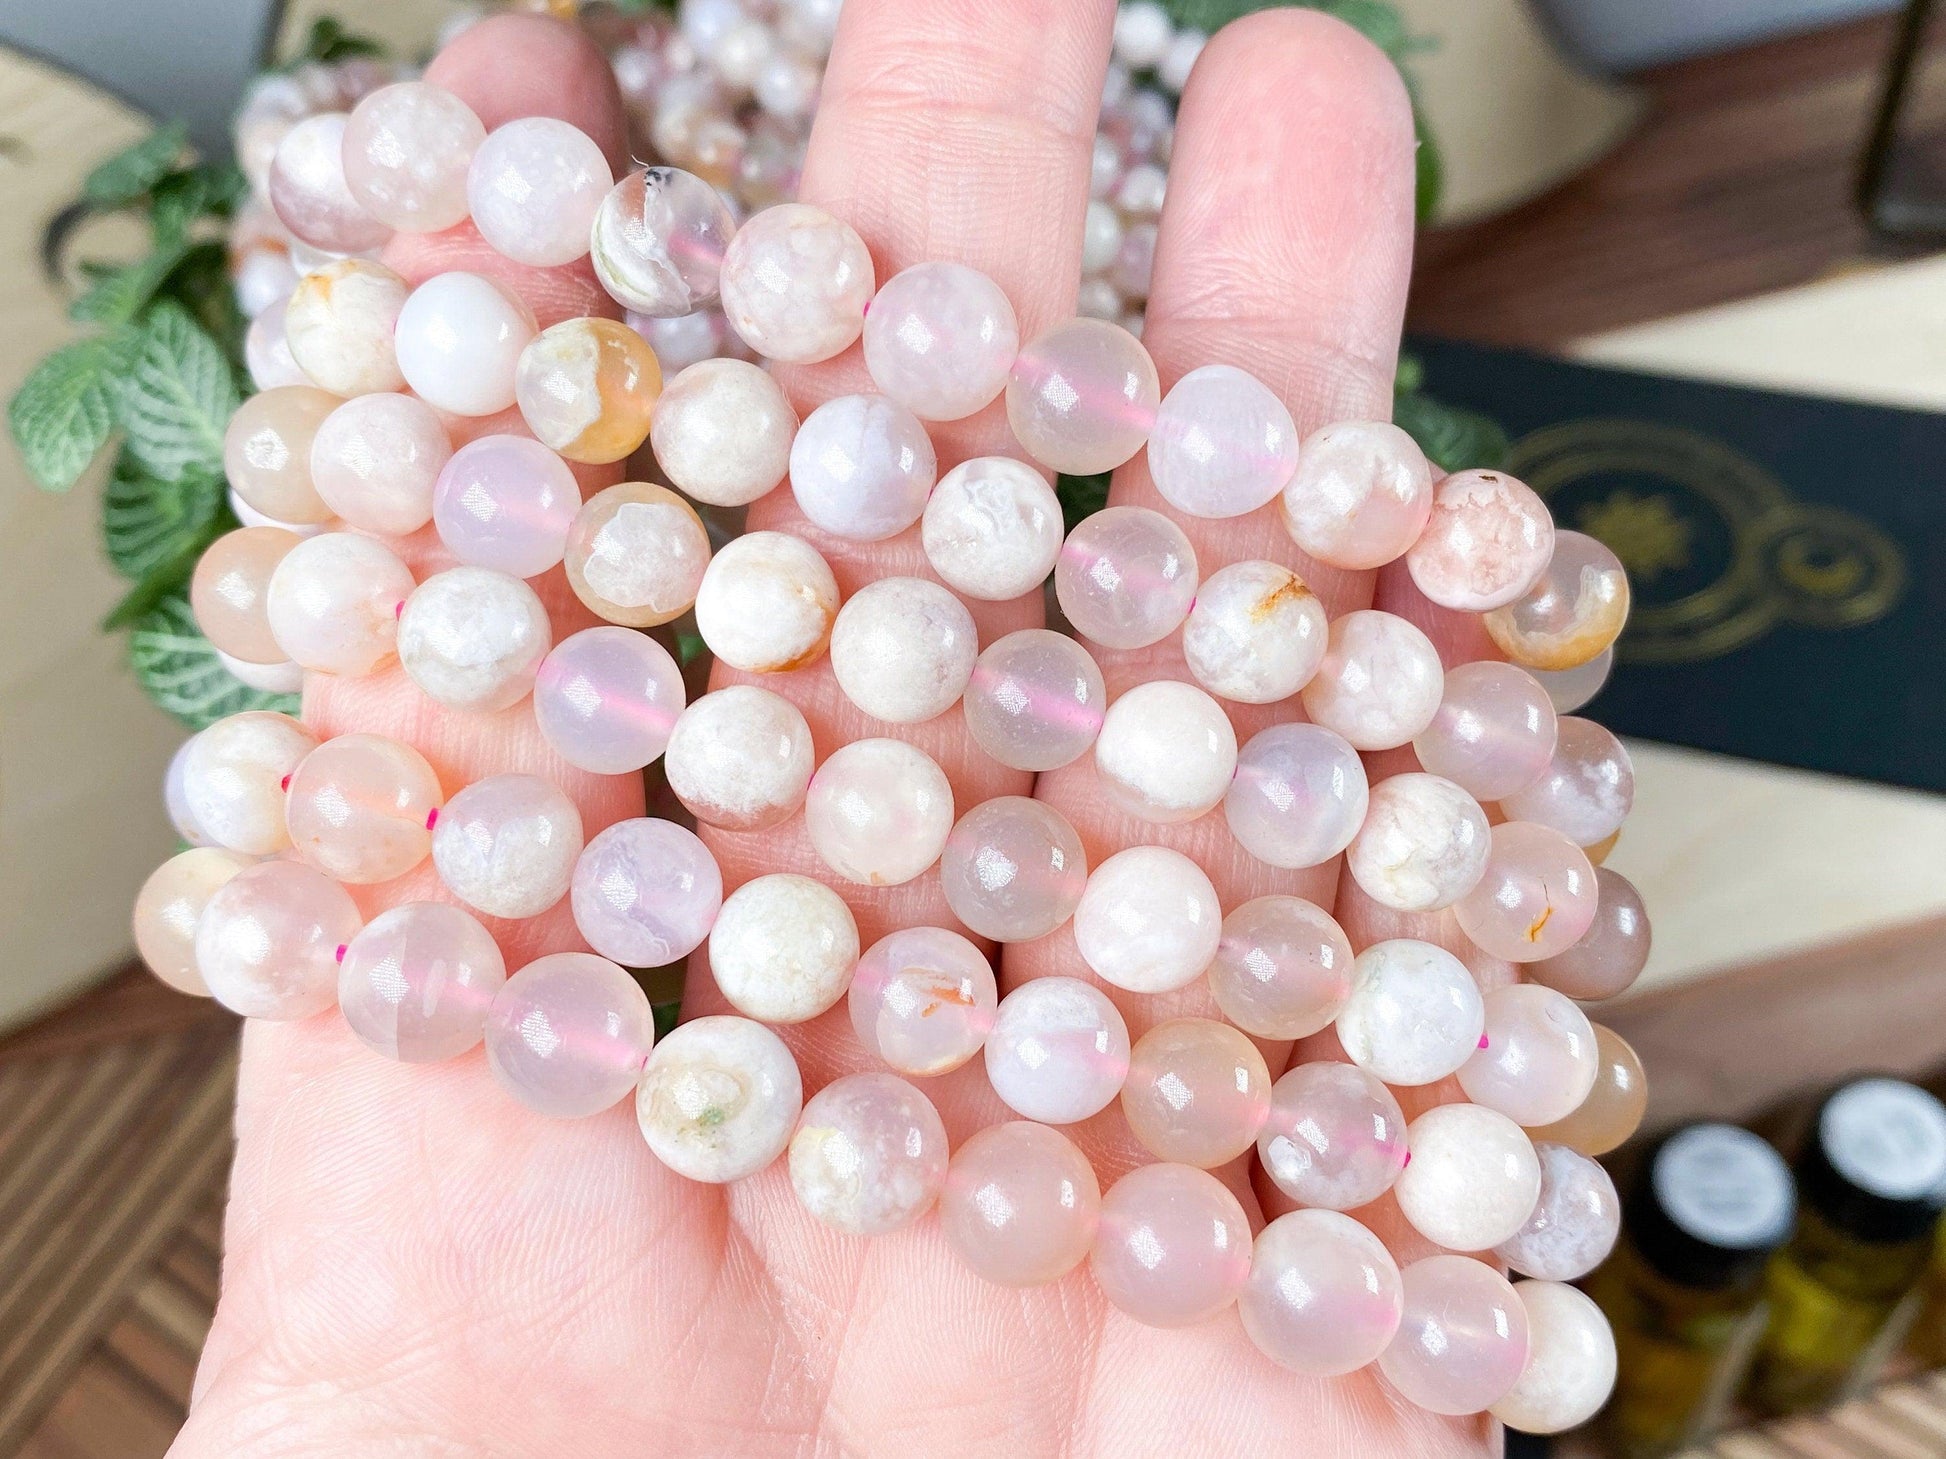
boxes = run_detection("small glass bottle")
[1590,1122,1795,1459]
[1746,1076,1946,1416]
[1901,1215,1946,1368]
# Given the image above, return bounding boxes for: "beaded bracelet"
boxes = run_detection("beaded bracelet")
[136,56,1640,1438]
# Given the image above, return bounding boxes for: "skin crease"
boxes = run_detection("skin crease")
[173,6,1524,1457]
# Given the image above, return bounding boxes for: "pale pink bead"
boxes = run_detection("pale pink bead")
[921,457,1064,602]
[163,734,207,845]
[486,952,653,1118]
[1491,1281,1618,1435]
[1407,468,1556,611]
[194,860,361,1019]
[310,393,451,535]
[591,166,736,316]
[433,435,580,579]
[268,113,390,253]
[1459,984,1600,1127]
[708,874,860,1024]
[804,738,955,887]
[1209,896,1352,1040]
[1094,679,1237,825]
[1534,647,1613,715]
[571,818,722,968]
[394,272,538,417]
[431,773,584,919]
[1397,1102,1544,1251]
[939,796,1088,943]
[467,117,612,267]
[133,847,252,996]
[862,261,1020,421]
[648,358,796,507]
[962,629,1106,773]
[790,1072,950,1235]
[720,203,874,363]
[1006,318,1159,475]
[1054,505,1197,650]
[1224,723,1370,870]
[179,711,317,855]
[533,627,685,775]
[1484,530,1631,672]
[788,394,938,543]
[1146,364,1299,519]
[1345,773,1491,913]
[283,258,408,398]
[224,386,341,526]
[1412,661,1559,802]
[942,1121,1100,1287]
[1279,420,1432,570]
[285,733,442,885]
[1241,1210,1405,1376]
[1455,821,1600,963]
[1181,560,1327,704]
[1336,939,1486,1087]
[1257,1061,1409,1211]
[1501,716,1635,848]
[1122,1018,1271,1167]
[637,1015,802,1182]
[1075,845,1221,994]
[338,902,506,1062]
[1299,610,1445,751]
[1379,1256,1531,1415]
[342,81,483,232]
[1092,1163,1252,1328]
[631,309,731,375]
[829,577,976,724]
[245,299,308,391]
[265,531,414,676]
[191,527,299,665]
[1494,1143,1621,1283]
[664,685,813,831]
[985,976,1130,1124]
[848,927,997,1076]
[1532,866,1651,1001]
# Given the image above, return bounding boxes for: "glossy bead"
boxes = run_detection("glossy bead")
[693,530,839,673]
[1122,1018,1271,1167]
[218,651,303,694]
[1336,938,1486,1087]
[284,260,408,401]
[1054,506,1197,650]
[181,711,317,855]
[942,1121,1100,1286]
[788,393,937,542]
[708,873,859,1023]
[395,272,538,417]
[224,386,340,525]
[985,976,1130,1124]
[862,261,1019,421]
[829,577,976,724]
[245,299,307,391]
[133,847,252,996]
[1484,530,1631,671]
[1526,1025,1647,1157]
[637,1015,803,1182]
[195,860,361,1019]
[163,734,207,845]
[630,309,729,375]
[1532,866,1652,1001]
[1345,772,1490,913]
[1257,1061,1409,1211]
[1460,984,1600,1127]
[338,902,505,1062]
[848,926,997,1076]
[467,117,611,267]
[805,738,954,887]
[398,567,550,712]
[309,393,450,535]
[1454,821,1600,963]
[939,797,1086,942]
[1075,845,1221,995]
[1208,896,1352,1040]
[1494,1143,1622,1282]
[1006,317,1159,475]
[648,358,796,507]
[485,952,653,1118]
[564,483,709,628]
[1502,717,1635,848]
[591,166,736,316]
[1224,722,1369,870]
[1241,1210,1405,1376]
[1279,420,1432,570]
[790,1072,949,1235]
[1147,364,1298,518]
[266,531,413,676]
[1380,1257,1530,1415]
[285,733,441,884]
[433,435,581,580]
[514,319,662,466]
[571,818,721,969]
[1412,661,1559,803]
[1299,610,1444,752]
[1093,679,1236,825]
[664,685,813,830]
[191,527,299,664]
[1534,647,1613,714]
[1092,1163,1252,1328]
[268,112,390,253]
[534,627,686,776]
[1408,468,1555,611]
[719,202,874,363]
[1181,560,1326,705]
[1397,1103,1543,1251]
[921,457,1063,602]
[1491,1281,1617,1435]
[342,81,483,232]
[962,629,1106,773]
[431,773,584,919]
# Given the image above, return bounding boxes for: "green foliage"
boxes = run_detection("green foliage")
[103,456,227,583]
[82,122,190,210]
[8,336,130,490]
[117,301,241,483]
[283,15,388,68]
[675,631,709,667]
[1055,471,1111,534]
[1394,375,1510,473]
[127,596,299,730]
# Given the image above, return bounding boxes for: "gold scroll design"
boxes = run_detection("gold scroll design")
[1506,420,1907,665]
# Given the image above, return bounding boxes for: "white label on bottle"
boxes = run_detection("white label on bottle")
[1820,1078,1946,1201]
[1653,1124,1793,1249]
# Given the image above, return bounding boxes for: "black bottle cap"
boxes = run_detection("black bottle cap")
[1627,1123,1796,1290]
[1795,1077,1946,1245]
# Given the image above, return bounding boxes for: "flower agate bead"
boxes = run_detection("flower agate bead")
[1454,822,1599,963]
[1007,318,1159,475]
[266,532,414,676]
[708,873,859,1023]
[572,819,722,968]
[921,458,1064,602]
[1209,896,1352,1040]
[664,685,812,830]
[195,860,362,1019]
[1345,773,1491,913]
[1299,610,1444,751]
[1534,647,1613,714]
[962,630,1105,773]
[1092,1163,1252,1328]
[283,259,407,398]
[342,81,483,232]
[1094,680,1237,825]
[805,738,954,887]
[534,628,686,776]
[181,711,317,855]
[1460,984,1600,1127]
[985,977,1130,1124]
[720,203,874,363]
[1491,1282,1617,1435]
[1242,1211,1405,1376]
[1279,420,1432,570]
[1397,1104,1543,1251]
[433,436,580,580]
[224,386,340,525]
[395,272,538,417]
[789,394,938,542]
[848,927,997,1076]
[1146,364,1299,518]
[564,483,710,628]
[486,953,653,1118]
[309,393,451,535]
[1494,1143,1621,1282]
[591,166,736,316]
[1526,1025,1647,1157]
[648,359,796,507]
[943,1122,1100,1287]
[245,301,306,391]
[133,848,252,995]
[1532,867,1652,1001]
[399,567,551,711]
[1412,661,1558,802]
[1484,530,1631,671]
[1501,717,1635,848]
[1074,845,1221,995]
[431,773,584,919]
[285,733,442,884]
[939,797,1088,943]
[1181,560,1326,704]
[1257,1061,1409,1210]
[1122,1019,1271,1167]
[1407,469,1556,611]
[1225,723,1369,870]
[790,1073,950,1235]
[268,113,390,253]
[467,118,611,267]
[1054,506,1197,650]
[829,578,976,724]
[638,1016,803,1182]
[694,530,839,673]
[514,319,662,466]
[163,734,207,845]
[862,261,1019,421]
[1380,1257,1531,1416]
[191,527,299,664]
[338,902,505,1062]
[1336,939,1486,1087]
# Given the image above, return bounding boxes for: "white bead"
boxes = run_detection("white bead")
[1490,1283,1618,1435]
[719,202,875,364]
[984,976,1131,1124]
[649,359,796,508]
[637,1015,803,1183]
[1159,30,1206,92]
[1336,939,1486,1087]
[1074,845,1221,994]
[829,577,977,724]
[921,457,1063,602]
[1082,201,1124,273]
[1114,2,1175,71]
[394,272,538,417]
[1299,610,1445,751]
[1181,560,1327,704]
[398,567,551,712]
[693,530,839,673]
[266,531,414,676]
[708,872,860,1023]
[788,393,937,542]
[217,651,304,694]
[1396,1103,1543,1252]
[664,686,814,832]
[804,738,954,887]
[181,711,317,854]
[1094,679,1237,824]
[283,259,408,397]
[466,117,613,268]
[431,774,584,919]
[1345,773,1491,913]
